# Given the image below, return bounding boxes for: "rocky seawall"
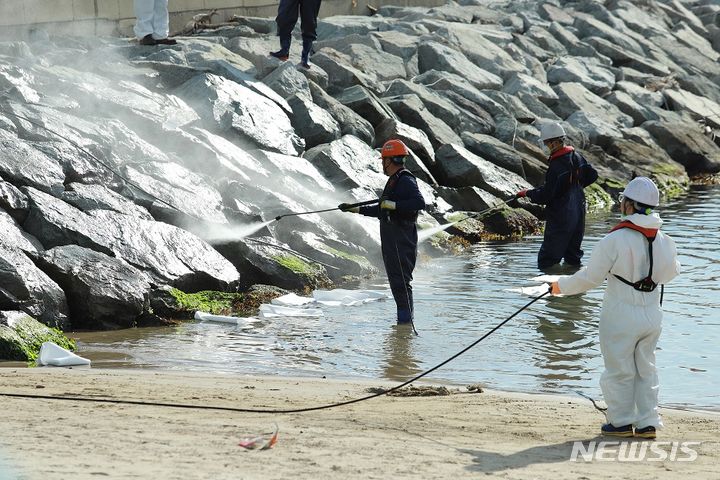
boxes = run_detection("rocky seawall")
[1,0,720,340]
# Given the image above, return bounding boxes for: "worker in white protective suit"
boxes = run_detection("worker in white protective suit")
[134,0,177,45]
[549,177,680,439]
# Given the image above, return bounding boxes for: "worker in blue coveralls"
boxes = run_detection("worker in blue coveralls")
[517,122,598,271]
[338,140,426,325]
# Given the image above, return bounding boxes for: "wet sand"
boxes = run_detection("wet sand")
[0,368,718,479]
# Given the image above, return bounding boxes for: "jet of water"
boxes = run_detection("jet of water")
[201,220,274,244]
[417,220,459,243]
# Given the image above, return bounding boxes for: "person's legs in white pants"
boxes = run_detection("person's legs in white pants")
[633,324,663,429]
[599,315,639,427]
[151,0,170,39]
[134,0,155,38]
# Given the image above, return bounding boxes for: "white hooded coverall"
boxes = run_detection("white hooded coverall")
[557,213,680,428]
[134,0,170,40]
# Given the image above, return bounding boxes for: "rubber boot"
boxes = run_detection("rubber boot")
[300,38,313,68]
[270,35,291,60]
[397,308,413,325]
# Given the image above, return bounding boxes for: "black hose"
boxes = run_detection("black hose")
[0,289,550,414]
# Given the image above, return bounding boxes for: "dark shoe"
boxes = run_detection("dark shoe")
[155,37,177,45]
[601,423,633,437]
[270,50,289,61]
[634,426,656,439]
[298,61,311,69]
[139,34,157,46]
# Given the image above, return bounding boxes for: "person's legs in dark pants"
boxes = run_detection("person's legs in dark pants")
[563,208,585,266]
[272,0,299,58]
[381,223,417,324]
[537,220,571,271]
[299,0,322,66]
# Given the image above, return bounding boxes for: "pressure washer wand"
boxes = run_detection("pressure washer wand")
[274,199,380,221]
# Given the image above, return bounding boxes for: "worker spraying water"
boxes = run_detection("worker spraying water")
[338,139,425,327]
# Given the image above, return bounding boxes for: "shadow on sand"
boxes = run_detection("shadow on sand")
[461,436,654,473]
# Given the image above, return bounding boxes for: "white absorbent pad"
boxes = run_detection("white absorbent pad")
[312,289,389,306]
[194,311,247,324]
[270,293,316,307]
[258,304,324,318]
[37,342,91,367]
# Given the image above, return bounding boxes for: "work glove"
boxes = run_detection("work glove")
[516,189,528,198]
[338,203,360,213]
[380,199,396,210]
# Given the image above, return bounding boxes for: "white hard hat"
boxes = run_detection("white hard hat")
[622,177,660,207]
[539,122,566,142]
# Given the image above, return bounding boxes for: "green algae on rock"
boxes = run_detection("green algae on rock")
[0,312,76,362]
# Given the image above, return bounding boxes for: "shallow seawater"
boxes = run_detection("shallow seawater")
[12,186,720,410]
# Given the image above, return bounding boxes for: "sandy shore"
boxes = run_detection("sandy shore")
[0,369,718,479]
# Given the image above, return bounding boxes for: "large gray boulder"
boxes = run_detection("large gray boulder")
[286,231,378,280]
[215,236,330,291]
[250,149,336,198]
[525,25,569,57]
[303,135,386,191]
[604,138,688,188]
[120,160,227,225]
[261,61,312,100]
[336,43,407,82]
[372,30,419,60]
[434,23,528,80]
[546,56,616,96]
[643,121,720,175]
[565,111,625,148]
[0,244,69,329]
[663,89,720,129]
[433,144,531,198]
[460,132,547,185]
[310,48,383,94]
[414,70,504,115]
[0,178,29,223]
[1,210,42,256]
[614,81,665,108]
[606,91,661,127]
[417,41,503,91]
[585,37,671,77]
[316,15,391,39]
[308,81,375,145]
[37,245,153,330]
[179,127,271,182]
[335,85,398,128]
[23,188,240,291]
[650,34,720,79]
[286,94,342,149]
[176,73,304,156]
[553,82,634,129]
[314,33,384,56]
[383,79,490,135]
[384,94,462,150]
[60,183,153,220]
[0,130,65,195]
[574,14,645,56]
[503,72,559,106]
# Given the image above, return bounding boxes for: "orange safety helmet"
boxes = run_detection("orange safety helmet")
[381,139,409,163]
